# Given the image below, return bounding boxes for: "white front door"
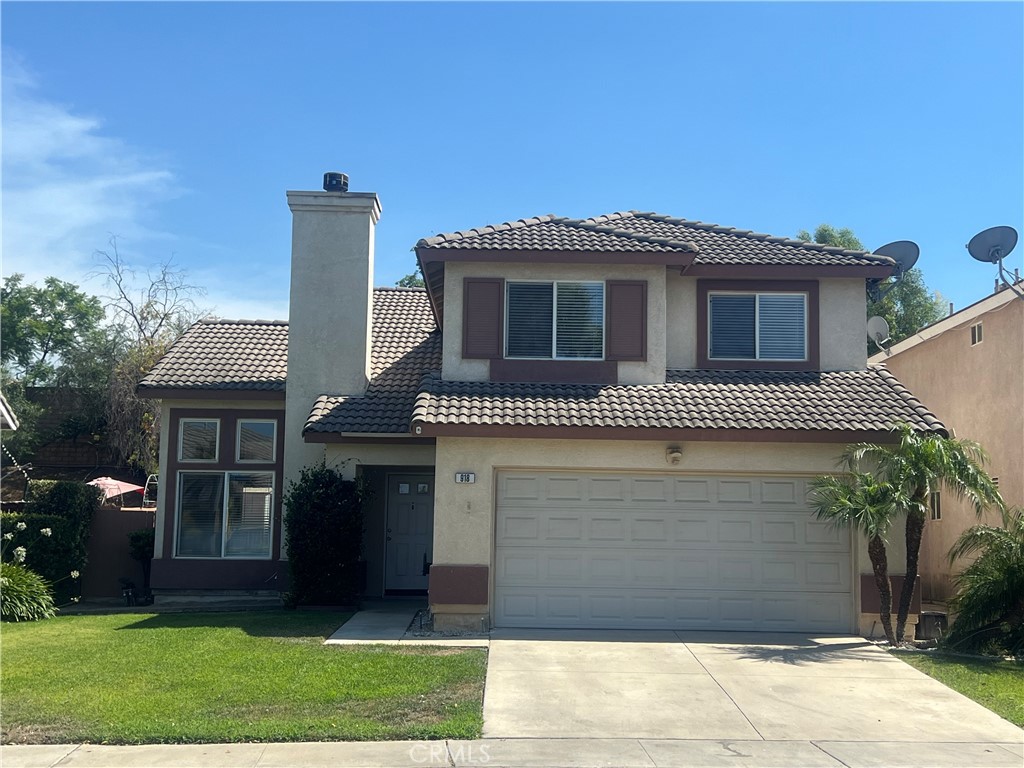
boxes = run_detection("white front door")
[385,474,434,592]
[494,471,853,632]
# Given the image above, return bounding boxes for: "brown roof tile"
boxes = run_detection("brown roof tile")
[410,367,945,434]
[418,210,891,268]
[303,288,440,434]
[138,319,288,392]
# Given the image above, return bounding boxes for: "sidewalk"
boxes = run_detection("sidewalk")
[5,738,1023,768]
[325,600,488,647]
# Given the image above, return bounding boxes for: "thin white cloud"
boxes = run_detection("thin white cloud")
[1,56,179,289]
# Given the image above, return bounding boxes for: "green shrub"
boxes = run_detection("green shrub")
[284,462,365,606]
[943,508,1024,657]
[1,480,98,602]
[0,561,57,621]
[1,512,87,603]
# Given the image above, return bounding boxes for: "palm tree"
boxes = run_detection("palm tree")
[844,423,1004,643]
[945,507,1024,655]
[809,471,902,645]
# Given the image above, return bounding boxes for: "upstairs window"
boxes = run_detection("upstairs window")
[237,419,276,462]
[970,322,983,346]
[929,491,942,521]
[709,292,807,361]
[179,419,219,462]
[506,281,604,360]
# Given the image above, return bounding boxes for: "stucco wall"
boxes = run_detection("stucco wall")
[442,262,667,384]
[666,275,866,370]
[875,296,1023,601]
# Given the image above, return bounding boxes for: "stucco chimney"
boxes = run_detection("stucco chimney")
[284,178,381,485]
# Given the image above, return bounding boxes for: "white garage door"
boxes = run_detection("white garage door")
[494,472,853,632]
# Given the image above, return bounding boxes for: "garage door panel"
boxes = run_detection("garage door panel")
[496,547,851,592]
[495,472,852,632]
[494,587,851,631]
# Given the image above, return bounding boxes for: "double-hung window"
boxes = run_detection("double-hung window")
[506,281,604,359]
[708,292,808,362]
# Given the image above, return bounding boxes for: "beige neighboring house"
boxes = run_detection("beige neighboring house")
[138,175,946,635]
[870,282,1024,602]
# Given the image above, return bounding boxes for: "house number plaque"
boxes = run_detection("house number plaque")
[454,472,476,484]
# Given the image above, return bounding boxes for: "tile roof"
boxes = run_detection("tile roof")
[138,319,289,392]
[410,367,945,435]
[303,288,440,434]
[418,211,892,269]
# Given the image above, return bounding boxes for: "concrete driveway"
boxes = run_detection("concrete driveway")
[483,629,1023,766]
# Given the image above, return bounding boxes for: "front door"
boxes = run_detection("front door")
[384,474,434,592]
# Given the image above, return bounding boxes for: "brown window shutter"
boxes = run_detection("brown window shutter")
[463,278,505,358]
[605,280,647,361]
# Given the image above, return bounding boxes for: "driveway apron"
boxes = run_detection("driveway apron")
[482,629,1024,744]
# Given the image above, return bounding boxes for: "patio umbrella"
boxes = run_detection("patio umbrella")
[87,477,145,501]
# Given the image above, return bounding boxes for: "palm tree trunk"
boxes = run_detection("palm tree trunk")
[896,490,927,643]
[868,534,896,645]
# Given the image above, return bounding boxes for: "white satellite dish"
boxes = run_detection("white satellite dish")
[867,315,891,354]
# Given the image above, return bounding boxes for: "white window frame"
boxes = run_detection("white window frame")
[930,491,942,522]
[970,322,983,346]
[707,291,809,362]
[504,280,606,361]
[235,419,277,463]
[178,418,220,463]
[173,469,274,560]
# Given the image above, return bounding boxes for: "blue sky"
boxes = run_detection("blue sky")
[3,2,1022,321]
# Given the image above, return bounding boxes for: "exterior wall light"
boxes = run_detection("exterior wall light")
[666,446,683,465]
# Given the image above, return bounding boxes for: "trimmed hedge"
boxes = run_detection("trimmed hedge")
[284,462,365,606]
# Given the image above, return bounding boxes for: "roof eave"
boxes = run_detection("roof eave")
[136,386,286,401]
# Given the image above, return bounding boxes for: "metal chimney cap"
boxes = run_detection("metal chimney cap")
[323,172,349,193]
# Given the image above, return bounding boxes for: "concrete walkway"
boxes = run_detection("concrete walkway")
[4,738,1023,767]
[324,600,488,647]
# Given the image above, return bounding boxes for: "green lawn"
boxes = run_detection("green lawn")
[0,611,487,744]
[893,650,1024,727]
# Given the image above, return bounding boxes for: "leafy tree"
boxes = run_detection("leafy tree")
[945,507,1024,656]
[797,224,945,351]
[809,470,903,645]
[845,423,1003,643]
[797,224,864,251]
[1,274,105,386]
[395,269,424,288]
[866,269,946,353]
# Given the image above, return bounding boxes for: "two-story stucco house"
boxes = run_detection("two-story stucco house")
[139,177,943,635]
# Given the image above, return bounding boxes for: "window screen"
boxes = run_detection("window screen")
[506,283,553,357]
[709,295,756,359]
[758,295,806,360]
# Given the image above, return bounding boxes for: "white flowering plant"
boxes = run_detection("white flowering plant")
[0,517,84,621]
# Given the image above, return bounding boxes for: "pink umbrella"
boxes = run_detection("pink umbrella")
[87,477,145,501]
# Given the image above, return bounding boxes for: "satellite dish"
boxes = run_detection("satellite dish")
[967,226,1018,264]
[867,315,891,353]
[868,240,921,302]
[874,241,920,276]
[967,226,1023,299]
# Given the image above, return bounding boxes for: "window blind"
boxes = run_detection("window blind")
[555,283,604,359]
[506,283,554,357]
[709,294,756,359]
[225,472,274,557]
[176,473,225,557]
[758,295,806,360]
